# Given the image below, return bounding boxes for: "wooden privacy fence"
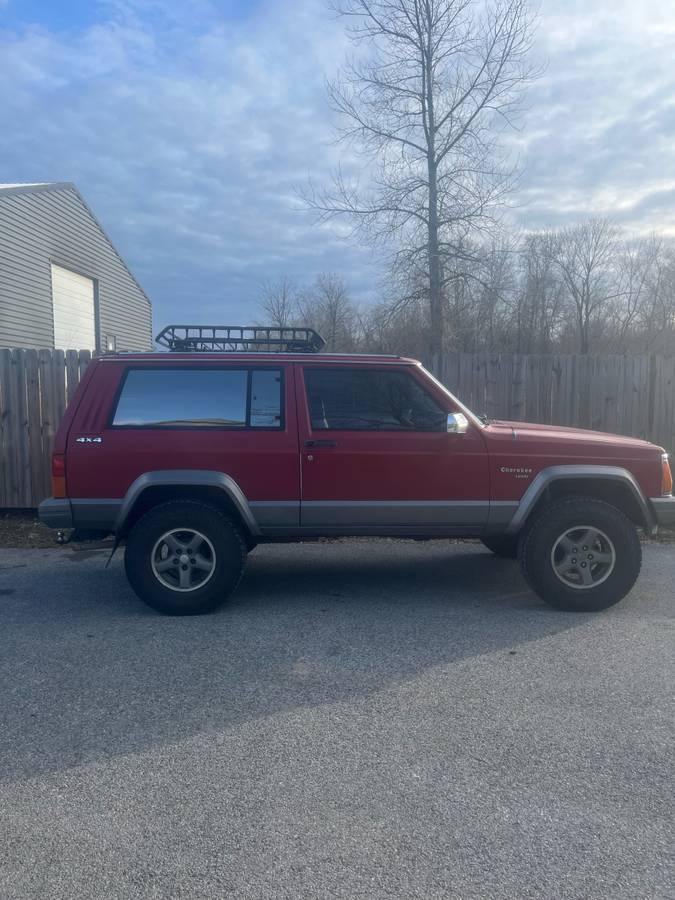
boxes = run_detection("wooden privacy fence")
[0,348,94,508]
[0,348,674,508]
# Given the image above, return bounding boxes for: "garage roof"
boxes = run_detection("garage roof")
[0,181,150,305]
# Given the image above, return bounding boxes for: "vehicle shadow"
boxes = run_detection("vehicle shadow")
[0,541,586,781]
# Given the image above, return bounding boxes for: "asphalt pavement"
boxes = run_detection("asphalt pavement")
[0,539,673,899]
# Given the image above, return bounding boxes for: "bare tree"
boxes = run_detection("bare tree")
[306,0,536,356]
[509,232,566,353]
[547,219,621,355]
[635,242,675,353]
[297,273,358,351]
[612,236,660,352]
[259,277,297,328]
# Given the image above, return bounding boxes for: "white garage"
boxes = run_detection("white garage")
[0,182,152,351]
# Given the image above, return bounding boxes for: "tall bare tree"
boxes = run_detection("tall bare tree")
[306,0,536,356]
[548,219,621,355]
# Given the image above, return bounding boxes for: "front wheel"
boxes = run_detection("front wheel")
[124,500,246,615]
[519,498,641,612]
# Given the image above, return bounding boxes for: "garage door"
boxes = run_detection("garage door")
[51,264,96,350]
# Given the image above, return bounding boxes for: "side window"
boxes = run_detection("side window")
[304,368,446,432]
[112,368,282,428]
[250,369,282,427]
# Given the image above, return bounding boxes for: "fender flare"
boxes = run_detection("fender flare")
[115,470,261,537]
[505,465,655,534]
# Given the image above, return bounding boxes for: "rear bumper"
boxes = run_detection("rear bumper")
[650,496,675,528]
[38,498,73,529]
[39,497,120,533]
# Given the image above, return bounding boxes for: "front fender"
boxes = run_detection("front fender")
[505,465,655,534]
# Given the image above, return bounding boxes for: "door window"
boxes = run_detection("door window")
[304,368,446,432]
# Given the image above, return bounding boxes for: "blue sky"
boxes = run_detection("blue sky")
[1,0,674,332]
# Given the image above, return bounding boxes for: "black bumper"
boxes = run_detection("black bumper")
[651,496,675,528]
[39,497,121,533]
[38,498,73,529]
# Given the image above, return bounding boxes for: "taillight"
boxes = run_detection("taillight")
[52,453,66,498]
[662,454,673,496]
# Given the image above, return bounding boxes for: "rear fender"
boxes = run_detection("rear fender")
[116,470,261,537]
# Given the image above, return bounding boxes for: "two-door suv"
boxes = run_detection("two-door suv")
[39,325,674,615]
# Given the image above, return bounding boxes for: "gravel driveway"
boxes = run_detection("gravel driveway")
[0,539,673,899]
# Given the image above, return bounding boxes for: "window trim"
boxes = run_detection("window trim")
[108,365,285,431]
[302,366,447,433]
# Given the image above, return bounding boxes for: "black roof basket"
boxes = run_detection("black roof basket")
[155,325,326,353]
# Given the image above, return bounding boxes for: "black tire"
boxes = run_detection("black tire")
[519,497,641,612]
[124,500,246,615]
[481,535,519,558]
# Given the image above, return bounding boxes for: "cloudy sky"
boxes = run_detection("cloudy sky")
[1,0,674,330]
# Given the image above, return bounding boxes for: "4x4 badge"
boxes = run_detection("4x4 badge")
[76,436,103,443]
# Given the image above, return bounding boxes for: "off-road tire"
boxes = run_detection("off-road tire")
[481,535,519,558]
[519,497,641,612]
[124,500,246,615]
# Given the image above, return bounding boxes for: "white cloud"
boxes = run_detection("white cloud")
[510,0,675,234]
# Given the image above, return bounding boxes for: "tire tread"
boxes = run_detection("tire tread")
[125,500,246,615]
[519,496,641,612]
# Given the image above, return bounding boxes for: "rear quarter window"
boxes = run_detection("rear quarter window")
[111,367,282,428]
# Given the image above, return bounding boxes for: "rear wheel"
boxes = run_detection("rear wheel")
[124,501,246,615]
[481,535,518,558]
[519,497,641,612]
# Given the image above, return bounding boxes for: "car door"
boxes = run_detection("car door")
[295,362,490,531]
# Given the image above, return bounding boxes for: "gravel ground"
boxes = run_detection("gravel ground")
[0,512,55,549]
[0,539,673,899]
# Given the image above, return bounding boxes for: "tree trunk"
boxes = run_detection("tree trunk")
[425,10,443,360]
[428,159,443,357]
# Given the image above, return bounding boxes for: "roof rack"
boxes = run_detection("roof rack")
[155,325,326,353]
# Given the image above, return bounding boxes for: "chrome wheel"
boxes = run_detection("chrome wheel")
[551,525,616,590]
[151,529,216,592]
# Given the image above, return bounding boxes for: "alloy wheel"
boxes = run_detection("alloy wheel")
[151,528,216,592]
[550,525,616,590]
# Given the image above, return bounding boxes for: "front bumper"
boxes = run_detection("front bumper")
[650,496,675,528]
[38,498,73,530]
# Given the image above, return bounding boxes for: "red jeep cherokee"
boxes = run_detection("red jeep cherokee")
[39,325,674,615]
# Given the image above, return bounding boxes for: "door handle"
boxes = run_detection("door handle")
[304,440,337,448]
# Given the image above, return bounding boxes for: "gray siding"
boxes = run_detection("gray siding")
[0,184,152,350]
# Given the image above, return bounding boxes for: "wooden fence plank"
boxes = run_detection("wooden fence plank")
[24,349,44,505]
[7,350,29,506]
[38,348,58,502]
[0,349,13,507]
[78,349,92,380]
[65,350,80,404]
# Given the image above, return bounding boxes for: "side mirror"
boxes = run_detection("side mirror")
[447,412,469,434]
